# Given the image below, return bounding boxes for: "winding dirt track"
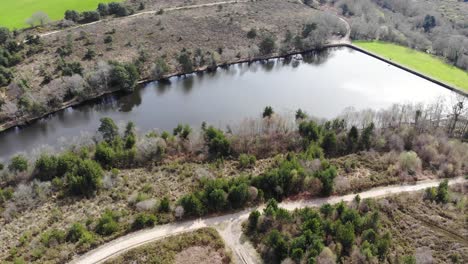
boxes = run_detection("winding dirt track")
[69,177,466,264]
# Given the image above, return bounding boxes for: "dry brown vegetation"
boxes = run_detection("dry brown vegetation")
[378,183,468,263]
[104,227,232,264]
[0,157,273,263]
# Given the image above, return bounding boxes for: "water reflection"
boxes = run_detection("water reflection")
[0,47,454,160]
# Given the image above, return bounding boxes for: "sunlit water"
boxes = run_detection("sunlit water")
[0,47,454,160]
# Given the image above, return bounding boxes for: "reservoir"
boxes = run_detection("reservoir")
[0,47,454,160]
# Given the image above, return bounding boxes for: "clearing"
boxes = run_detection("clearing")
[354,41,468,92]
[0,0,120,29]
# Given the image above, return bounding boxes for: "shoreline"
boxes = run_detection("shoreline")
[0,44,466,134]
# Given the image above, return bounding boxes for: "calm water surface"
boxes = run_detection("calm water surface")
[0,47,454,160]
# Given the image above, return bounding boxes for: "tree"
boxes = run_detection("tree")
[423,15,436,32]
[66,159,103,196]
[97,3,110,16]
[321,131,337,156]
[248,210,260,231]
[347,126,359,153]
[436,180,449,203]
[295,109,307,120]
[34,154,58,181]
[95,210,119,235]
[315,166,337,196]
[179,194,204,217]
[266,229,289,261]
[178,52,193,72]
[98,117,119,143]
[9,155,28,172]
[110,63,139,92]
[336,222,355,253]
[204,126,231,158]
[359,123,374,151]
[263,106,274,118]
[208,189,227,211]
[0,27,10,45]
[108,2,129,17]
[228,183,249,209]
[67,223,93,243]
[259,36,276,55]
[26,11,51,27]
[64,10,80,22]
[151,58,169,79]
[299,121,320,143]
[81,11,101,23]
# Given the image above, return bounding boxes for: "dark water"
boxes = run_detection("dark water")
[0,47,454,160]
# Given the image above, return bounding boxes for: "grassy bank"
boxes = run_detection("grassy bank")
[354,41,468,92]
[0,0,120,29]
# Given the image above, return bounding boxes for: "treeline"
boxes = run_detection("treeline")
[64,2,134,25]
[245,198,392,263]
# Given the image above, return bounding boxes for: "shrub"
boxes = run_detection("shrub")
[178,52,193,72]
[8,155,28,172]
[95,210,120,236]
[81,11,101,23]
[315,166,337,196]
[228,183,249,209]
[398,151,422,176]
[67,222,93,244]
[238,154,256,169]
[259,36,276,55]
[158,197,170,212]
[104,35,113,44]
[247,28,257,39]
[151,58,169,79]
[64,10,80,22]
[132,213,157,230]
[436,180,449,203]
[41,229,65,247]
[248,210,260,232]
[97,3,110,16]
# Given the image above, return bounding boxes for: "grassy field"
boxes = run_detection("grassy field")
[0,0,120,29]
[354,41,468,92]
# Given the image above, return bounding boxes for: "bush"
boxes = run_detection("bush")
[259,36,276,55]
[95,210,120,236]
[158,197,170,212]
[81,11,101,23]
[178,52,193,72]
[398,151,422,176]
[8,155,28,172]
[248,210,260,232]
[41,229,65,247]
[238,154,256,169]
[228,183,249,209]
[108,2,129,17]
[67,223,93,244]
[132,213,157,230]
[315,166,337,196]
[98,117,119,143]
[97,3,110,16]
[64,10,80,22]
[247,28,257,39]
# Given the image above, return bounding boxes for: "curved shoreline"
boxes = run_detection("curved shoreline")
[0,44,466,134]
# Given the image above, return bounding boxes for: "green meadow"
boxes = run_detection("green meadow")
[0,0,120,29]
[354,41,468,92]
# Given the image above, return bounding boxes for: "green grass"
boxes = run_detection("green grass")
[0,0,121,29]
[354,41,468,92]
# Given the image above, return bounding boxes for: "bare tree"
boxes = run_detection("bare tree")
[26,11,51,27]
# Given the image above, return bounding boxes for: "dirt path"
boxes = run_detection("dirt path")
[38,0,251,38]
[69,177,466,264]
